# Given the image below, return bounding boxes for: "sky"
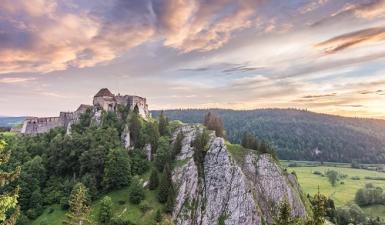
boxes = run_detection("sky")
[0,0,385,118]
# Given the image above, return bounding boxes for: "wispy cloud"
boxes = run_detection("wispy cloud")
[315,26,385,54]
[0,77,36,84]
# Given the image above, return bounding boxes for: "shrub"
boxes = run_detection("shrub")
[313,171,323,176]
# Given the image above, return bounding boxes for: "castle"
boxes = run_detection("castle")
[19,88,149,135]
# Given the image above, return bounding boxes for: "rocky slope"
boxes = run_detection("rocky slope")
[171,125,309,225]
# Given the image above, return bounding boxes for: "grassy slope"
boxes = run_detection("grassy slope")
[284,162,385,219]
[33,172,164,225]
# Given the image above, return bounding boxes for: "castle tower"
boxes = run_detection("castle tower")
[93,88,116,111]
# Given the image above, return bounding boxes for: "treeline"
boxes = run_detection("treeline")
[152,109,385,163]
[0,108,178,225]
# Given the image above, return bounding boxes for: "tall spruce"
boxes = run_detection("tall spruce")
[98,196,113,225]
[102,148,131,191]
[63,183,91,225]
[0,139,20,225]
[172,132,184,160]
[154,137,171,172]
[273,196,300,225]
[157,164,172,203]
[310,189,327,225]
[148,169,159,190]
[158,111,169,136]
[129,112,142,147]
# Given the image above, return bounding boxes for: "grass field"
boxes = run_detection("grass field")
[33,173,165,225]
[283,161,385,219]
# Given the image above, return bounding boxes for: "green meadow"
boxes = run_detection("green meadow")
[32,173,166,225]
[282,161,385,219]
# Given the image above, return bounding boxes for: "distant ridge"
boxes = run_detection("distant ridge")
[0,116,26,127]
[152,108,385,163]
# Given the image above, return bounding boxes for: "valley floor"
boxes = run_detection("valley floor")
[283,161,385,219]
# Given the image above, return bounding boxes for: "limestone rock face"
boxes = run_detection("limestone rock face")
[172,125,308,225]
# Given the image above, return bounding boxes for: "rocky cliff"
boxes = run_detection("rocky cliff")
[171,125,309,225]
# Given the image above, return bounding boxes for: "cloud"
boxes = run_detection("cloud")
[0,0,155,74]
[315,26,385,54]
[155,0,262,52]
[333,0,385,19]
[302,93,337,99]
[0,77,36,84]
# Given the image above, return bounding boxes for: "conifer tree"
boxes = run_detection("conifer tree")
[157,164,171,203]
[63,183,91,225]
[148,169,159,190]
[129,113,142,148]
[273,196,300,225]
[172,132,184,160]
[165,184,175,213]
[98,196,113,225]
[0,139,21,225]
[310,189,327,225]
[158,111,169,136]
[128,177,145,204]
[102,148,131,191]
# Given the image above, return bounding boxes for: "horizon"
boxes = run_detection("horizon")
[1,0,385,118]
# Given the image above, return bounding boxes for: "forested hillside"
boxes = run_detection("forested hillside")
[152,109,385,163]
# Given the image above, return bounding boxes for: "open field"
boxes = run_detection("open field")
[283,161,385,219]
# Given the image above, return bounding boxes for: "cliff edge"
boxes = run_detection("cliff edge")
[171,124,309,225]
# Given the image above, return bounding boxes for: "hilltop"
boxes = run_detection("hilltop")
[152,109,385,164]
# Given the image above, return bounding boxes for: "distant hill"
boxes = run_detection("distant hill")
[152,109,385,163]
[0,116,26,127]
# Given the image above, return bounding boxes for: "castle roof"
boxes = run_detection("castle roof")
[94,88,114,97]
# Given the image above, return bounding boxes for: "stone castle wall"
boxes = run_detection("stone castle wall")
[19,89,149,135]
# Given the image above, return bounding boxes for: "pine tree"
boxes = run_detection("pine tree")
[148,169,159,190]
[273,196,300,225]
[0,139,21,225]
[157,164,171,203]
[311,189,327,225]
[98,196,113,225]
[158,111,169,136]
[102,148,131,191]
[128,177,145,204]
[165,184,175,213]
[154,209,162,222]
[154,137,171,172]
[129,113,142,148]
[172,132,184,160]
[63,183,91,225]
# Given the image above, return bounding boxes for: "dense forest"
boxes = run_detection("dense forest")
[0,108,181,225]
[152,109,385,164]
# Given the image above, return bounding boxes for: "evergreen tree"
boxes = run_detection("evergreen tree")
[165,184,175,213]
[98,196,113,225]
[128,177,145,204]
[129,113,142,148]
[144,122,160,156]
[273,196,299,225]
[154,209,162,223]
[157,164,172,204]
[148,169,159,190]
[63,183,91,225]
[311,190,327,225]
[102,148,131,191]
[158,111,169,136]
[172,132,184,160]
[154,137,171,172]
[0,139,21,225]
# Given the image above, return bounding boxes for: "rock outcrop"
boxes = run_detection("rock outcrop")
[172,125,308,225]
